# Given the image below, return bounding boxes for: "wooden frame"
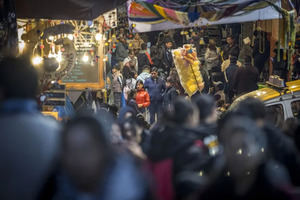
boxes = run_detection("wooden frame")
[61,19,106,90]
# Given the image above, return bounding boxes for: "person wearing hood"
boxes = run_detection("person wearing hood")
[137,65,151,83]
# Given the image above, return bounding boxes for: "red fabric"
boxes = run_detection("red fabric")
[145,51,154,65]
[146,159,175,200]
[194,140,204,148]
[136,89,150,108]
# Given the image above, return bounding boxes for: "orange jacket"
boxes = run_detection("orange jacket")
[136,89,150,108]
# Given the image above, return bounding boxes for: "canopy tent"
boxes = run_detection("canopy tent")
[15,0,127,20]
[128,0,283,32]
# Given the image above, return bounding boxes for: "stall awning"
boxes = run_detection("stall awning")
[128,0,283,32]
[15,0,127,20]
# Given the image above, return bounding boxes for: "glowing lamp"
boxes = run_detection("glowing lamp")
[82,54,89,62]
[32,56,43,66]
[68,34,74,40]
[95,33,102,41]
[48,36,54,41]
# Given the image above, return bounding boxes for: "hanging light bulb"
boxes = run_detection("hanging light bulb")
[32,56,43,66]
[56,51,62,63]
[68,34,74,40]
[95,33,102,41]
[82,54,89,62]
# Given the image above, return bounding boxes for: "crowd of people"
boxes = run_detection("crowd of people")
[108,30,272,123]
[1,53,300,200]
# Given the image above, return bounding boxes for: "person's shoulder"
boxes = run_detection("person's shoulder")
[144,77,151,82]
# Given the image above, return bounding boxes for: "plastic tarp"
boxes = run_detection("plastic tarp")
[15,0,127,20]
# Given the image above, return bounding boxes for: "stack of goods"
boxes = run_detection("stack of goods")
[172,44,204,96]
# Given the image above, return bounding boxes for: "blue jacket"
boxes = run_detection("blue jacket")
[144,77,166,103]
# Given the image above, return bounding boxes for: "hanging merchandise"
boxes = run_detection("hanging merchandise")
[268,1,297,72]
[172,44,204,96]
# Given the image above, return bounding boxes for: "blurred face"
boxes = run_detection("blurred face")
[166,42,173,49]
[62,125,106,191]
[227,37,234,45]
[129,54,135,59]
[112,68,117,74]
[151,71,158,79]
[166,81,171,88]
[137,82,144,90]
[134,33,140,39]
[224,132,264,178]
[120,38,125,43]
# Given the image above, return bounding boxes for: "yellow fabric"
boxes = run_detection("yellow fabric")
[173,45,204,96]
[154,5,168,20]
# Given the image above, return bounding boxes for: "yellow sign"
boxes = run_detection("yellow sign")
[42,111,59,120]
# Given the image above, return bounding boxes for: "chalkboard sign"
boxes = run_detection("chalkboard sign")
[61,35,104,90]
[62,50,100,83]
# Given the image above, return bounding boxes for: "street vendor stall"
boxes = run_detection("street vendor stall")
[0,0,127,119]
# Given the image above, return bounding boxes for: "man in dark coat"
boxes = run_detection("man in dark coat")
[146,98,213,200]
[222,35,239,60]
[137,43,153,74]
[144,67,166,124]
[225,55,239,103]
[162,77,178,111]
[161,37,174,73]
[115,37,128,64]
[233,55,259,96]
